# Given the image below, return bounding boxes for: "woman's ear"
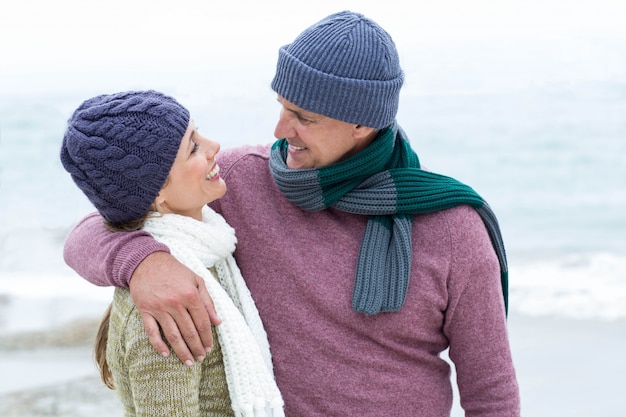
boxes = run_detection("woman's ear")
[153,193,166,214]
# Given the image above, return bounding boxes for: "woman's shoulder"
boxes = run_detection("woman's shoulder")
[109,287,143,333]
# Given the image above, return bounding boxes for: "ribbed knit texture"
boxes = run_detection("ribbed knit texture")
[142,207,285,417]
[270,123,508,315]
[60,90,189,223]
[271,11,404,128]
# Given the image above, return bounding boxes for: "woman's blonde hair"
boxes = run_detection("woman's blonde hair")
[94,205,163,389]
[94,304,114,389]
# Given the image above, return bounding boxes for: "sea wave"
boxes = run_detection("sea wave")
[1,251,625,338]
[509,252,626,320]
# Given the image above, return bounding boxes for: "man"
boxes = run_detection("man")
[65,11,520,416]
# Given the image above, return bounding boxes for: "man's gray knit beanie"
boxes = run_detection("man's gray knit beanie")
[271,10,404,129]
[60,90,189,223]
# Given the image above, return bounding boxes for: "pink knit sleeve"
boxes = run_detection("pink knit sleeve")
[63,212,170,288]
[444,206,520,416]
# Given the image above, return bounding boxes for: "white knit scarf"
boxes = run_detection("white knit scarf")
[143,206,285,417]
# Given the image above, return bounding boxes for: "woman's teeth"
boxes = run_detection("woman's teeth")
[206,165,220,180]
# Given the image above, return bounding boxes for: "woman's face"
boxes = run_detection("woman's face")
[157,120,226,220]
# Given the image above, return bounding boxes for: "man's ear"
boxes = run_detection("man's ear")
[353,124,378,140]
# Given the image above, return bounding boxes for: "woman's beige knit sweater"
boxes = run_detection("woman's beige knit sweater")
[107,284,234,417]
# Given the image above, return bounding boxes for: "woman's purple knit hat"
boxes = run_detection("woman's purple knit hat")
[271,10,404,129]
[60,90,189,223]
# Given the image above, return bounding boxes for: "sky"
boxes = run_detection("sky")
[1,0,625,96]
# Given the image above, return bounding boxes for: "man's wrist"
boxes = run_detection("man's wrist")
[114,238,170,288]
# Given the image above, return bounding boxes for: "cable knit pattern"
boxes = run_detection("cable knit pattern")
[60,91,189,223]
[142,206,284,417]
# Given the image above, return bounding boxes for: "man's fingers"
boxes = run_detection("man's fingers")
[167,303,210,362]
[140,311,196,366]
[198,279,222,326]
[129,252,220,365]
[162,320,202,366]
[140,313,174,359]
[194,277,221,350]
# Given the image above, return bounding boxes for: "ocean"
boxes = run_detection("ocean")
[1,10,626,337]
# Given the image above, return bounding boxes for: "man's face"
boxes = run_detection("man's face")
[273,96,374,170]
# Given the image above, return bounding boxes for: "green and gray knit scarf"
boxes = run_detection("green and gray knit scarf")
[269,122,508,316]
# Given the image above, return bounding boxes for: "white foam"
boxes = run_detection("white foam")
[0,274,113,335]
[509,252,626,320]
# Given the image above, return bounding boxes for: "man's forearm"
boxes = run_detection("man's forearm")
[63,212,170,287]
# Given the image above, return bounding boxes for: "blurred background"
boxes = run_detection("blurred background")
[2,1,626,415]
[0,0,625,391]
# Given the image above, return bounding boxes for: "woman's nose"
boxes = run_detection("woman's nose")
[206,139,220,158]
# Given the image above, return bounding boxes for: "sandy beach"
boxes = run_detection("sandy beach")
[1,312,625,416]
[0,317,122,416]
[507,313,626,417]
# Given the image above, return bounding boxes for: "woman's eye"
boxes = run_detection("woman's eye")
[191,141,199,154]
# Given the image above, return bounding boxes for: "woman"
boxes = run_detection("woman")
[60,90,284,417]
